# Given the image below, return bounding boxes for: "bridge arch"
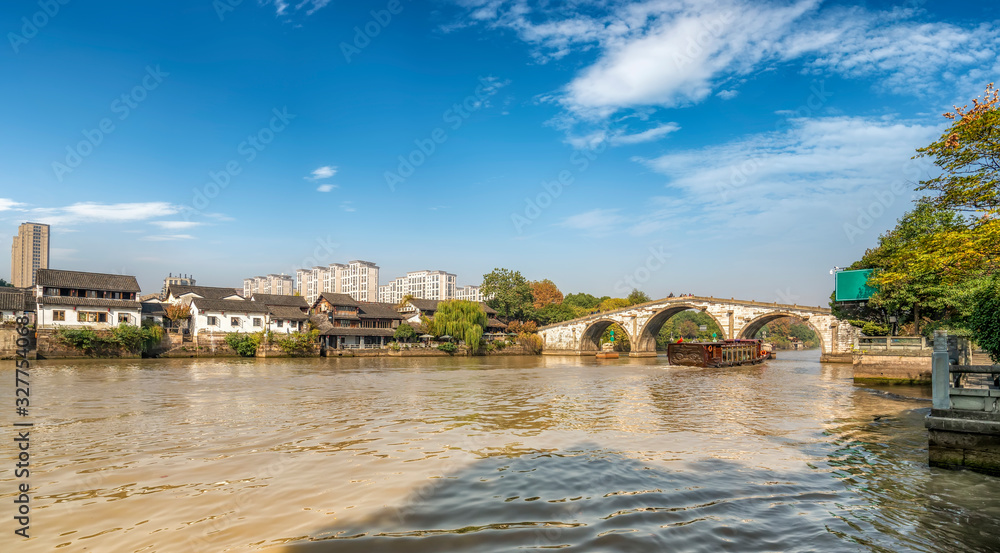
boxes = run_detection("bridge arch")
[579,318,632,352]
[634,305,727,353]
[737,312,826,352]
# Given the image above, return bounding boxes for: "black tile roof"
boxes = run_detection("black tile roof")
[141,302,166,315]
[268,305,309,321]
[38,296,141,309]
[318,327,394,337]
[315,292,359,307]
[251,294,309,308]
[37,269,141,293]
[168,285,243,300]
[0,290,26,311]
[189,298,270,314]
[357,302,404,320]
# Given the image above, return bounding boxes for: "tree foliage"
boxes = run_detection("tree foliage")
[225,332,262,357]
[967,276,1000,363]
[481,268,534,322]
[626,289,651,305]
[530,279,564,308]
[835,85,1000,336]
[916,83,1000,214]
[564,293,606,309]
[393,323,417,342]
[433,300,488,353]
[165,303,191,321]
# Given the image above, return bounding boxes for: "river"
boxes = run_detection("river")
[2,350,999,552]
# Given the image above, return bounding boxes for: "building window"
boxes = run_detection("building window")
[207,316,218,326]
[253,318,262,327]
[231,317,240,327]
[276,320,283,328]
[118,313,130,324]
[78,312,108,323]
[53,310,65,321]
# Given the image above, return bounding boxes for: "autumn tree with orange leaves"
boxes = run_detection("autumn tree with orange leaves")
[839,84,1000,337]
[530,279,563,308]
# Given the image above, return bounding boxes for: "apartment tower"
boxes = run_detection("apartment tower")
[11,222,50,288]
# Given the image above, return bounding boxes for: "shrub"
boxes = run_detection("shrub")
[516,332,543,354]
[437,342,457,354]
[225,333,261,357]
[275,330,318,356]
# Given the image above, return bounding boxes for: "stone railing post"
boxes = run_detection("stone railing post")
[932,330,951,410]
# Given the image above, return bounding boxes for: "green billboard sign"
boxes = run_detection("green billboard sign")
[835,269,877,301]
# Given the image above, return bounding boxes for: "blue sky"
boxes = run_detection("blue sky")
[1,0,997,305]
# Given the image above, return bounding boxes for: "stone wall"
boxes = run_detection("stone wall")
[35,328,140,359]
[853,352,931,383]
[160,332,240,357]
[0,327,35,360]
[927,409,1000,475]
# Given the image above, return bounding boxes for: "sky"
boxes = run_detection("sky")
[1,0,997,305]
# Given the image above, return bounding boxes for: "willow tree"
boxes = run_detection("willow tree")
[433,300,488,353]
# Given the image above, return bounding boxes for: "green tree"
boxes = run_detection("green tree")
[626,289,652,305]
[433,300,488,353]
[393,323,416,342]
[564,293,606,309]
[0,278,12,287]
[481,268,533,322]
[967,276,1000,362]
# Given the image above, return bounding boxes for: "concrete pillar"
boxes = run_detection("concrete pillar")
[727,311,734,340]
[932,330,951,410]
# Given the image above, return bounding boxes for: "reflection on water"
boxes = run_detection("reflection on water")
[2,350,998,552]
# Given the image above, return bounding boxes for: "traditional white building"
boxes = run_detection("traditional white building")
[0,289,33,323]
[250,293,310,334]
[34,269,141,329]
[165,284,243,304]
[187,297,270,336]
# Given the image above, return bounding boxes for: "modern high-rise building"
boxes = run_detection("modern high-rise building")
[377,270,457,303]
[244,273,294,297]
[295,260,379,304]
[455,284,484,303]
[11,222,49,288]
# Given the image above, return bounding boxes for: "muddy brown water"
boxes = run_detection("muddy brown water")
[2,350,998,552]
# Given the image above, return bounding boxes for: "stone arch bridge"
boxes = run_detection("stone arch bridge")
[538,296,857,362]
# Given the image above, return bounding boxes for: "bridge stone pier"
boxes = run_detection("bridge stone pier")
[537,296,858,363]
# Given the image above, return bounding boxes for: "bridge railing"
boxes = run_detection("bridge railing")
[931,331,1000,412]
[856,335,930,351]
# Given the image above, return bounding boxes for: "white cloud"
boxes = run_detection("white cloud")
[629,115,943,237]
[307,165,338,180]
[340,202,356,212]
[261,0,331,17]
[316,184,337,192]
[566,122,680,149]
[141,234,196,241]
[151,221,203,230]
[0,198,25,211]
[610,122,681,145]
[455,1,999,128]
[30,202,180,226]
[558,208,625,235]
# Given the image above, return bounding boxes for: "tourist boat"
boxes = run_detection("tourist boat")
[667,339,768,367]
[761,342,776,359]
